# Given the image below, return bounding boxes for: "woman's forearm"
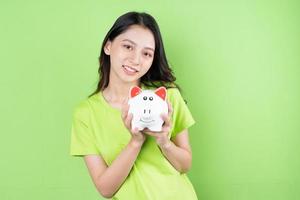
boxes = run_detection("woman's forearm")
[159,141,192,173]
[97,139,143,198]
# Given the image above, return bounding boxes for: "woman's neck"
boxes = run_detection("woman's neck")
[102,80,141,104]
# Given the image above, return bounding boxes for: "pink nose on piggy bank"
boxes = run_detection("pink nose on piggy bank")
[139,109,155,123]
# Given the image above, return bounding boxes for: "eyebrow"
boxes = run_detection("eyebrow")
[122,39,154,52]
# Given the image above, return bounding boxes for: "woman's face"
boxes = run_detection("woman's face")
[104,25,155,84]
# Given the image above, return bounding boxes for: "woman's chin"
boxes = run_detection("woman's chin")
[119,74,140,83]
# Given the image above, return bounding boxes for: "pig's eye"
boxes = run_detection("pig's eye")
[143,96,147,100]
[149,97,153,101]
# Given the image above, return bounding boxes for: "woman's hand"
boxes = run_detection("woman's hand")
[142,101,173,149]
[121,101,146,147]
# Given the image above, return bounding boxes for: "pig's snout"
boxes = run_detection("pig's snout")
[143,109,151,114]
[142,109,152,118]
[140,108,154,121]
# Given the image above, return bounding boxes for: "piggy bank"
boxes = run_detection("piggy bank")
[128,86,168,132]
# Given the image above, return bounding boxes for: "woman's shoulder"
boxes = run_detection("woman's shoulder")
[167,87,183,103]
[72,98,92,120]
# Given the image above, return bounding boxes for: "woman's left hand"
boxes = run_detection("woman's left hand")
[142,101,173,149]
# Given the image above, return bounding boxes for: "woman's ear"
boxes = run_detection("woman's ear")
[104,40,111,55]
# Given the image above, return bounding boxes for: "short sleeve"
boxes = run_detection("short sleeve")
[69,100,100,157]
[168,88,196,139]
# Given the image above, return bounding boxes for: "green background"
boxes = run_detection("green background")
[0,0,299,199]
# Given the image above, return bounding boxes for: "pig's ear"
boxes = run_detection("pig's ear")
[130,86,142,98]
[154,87,167,101]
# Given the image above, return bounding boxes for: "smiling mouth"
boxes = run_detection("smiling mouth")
[139,119,155,123]
[122,65,139,72]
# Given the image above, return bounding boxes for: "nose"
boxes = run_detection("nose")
[142,109,151,118]
[129,50,141,66]
[143,109,151,114]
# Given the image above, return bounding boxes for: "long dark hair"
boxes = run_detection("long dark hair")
[88,11,181,98]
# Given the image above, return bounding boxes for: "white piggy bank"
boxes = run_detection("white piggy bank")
[128,86,168,132]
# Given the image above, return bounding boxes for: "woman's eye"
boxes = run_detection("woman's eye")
[123,44,132,50]
[144,52,153,58]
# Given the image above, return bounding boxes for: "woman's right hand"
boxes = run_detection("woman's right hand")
[121,101,146,147]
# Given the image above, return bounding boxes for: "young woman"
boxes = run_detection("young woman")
[70,11,198,200]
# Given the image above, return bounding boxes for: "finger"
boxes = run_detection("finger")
[125,113,133,128]
[142,131,155,137]
[122,97,128,104]
[143,129,159,137]
[121,104,127,119]
[161,113,171,127]
[121,104,130,121]
[122,101,129,112]
[131,127,139,134]
[161,126,171,133]
[123,101,129,111]
[121,111,126,121]
[167,101,173,117]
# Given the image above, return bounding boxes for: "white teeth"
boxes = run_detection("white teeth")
[123,65,138,72]
[125,66,135,72]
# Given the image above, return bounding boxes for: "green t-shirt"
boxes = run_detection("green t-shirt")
[70,85,197,200]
